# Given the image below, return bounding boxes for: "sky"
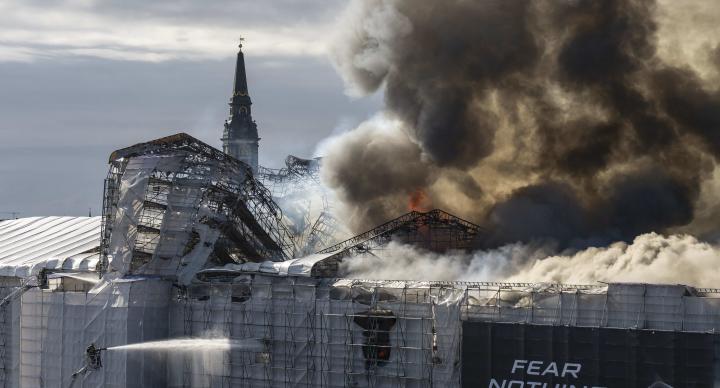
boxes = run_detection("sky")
[0,0,381,218]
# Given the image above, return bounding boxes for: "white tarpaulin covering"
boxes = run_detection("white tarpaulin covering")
[0,217,101,277]
[218,252,339,277]
[19,277,172,388]
[4,218,720,387]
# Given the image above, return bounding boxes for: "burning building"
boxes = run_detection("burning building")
[2,3,720,382]
[0,131,718,387]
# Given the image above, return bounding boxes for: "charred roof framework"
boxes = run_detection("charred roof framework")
[99,133,297,276]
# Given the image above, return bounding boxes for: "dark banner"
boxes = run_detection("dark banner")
[462,321,716,388]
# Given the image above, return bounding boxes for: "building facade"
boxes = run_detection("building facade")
[0,135,719,387]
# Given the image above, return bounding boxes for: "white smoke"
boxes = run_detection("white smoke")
[506,233,720,286]
[340,241,552,281]
[340,233,720,288]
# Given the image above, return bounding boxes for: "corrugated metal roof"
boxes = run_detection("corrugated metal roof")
[0,216,101,277]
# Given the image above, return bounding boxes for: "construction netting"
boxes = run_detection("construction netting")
[0,274,718,387]
[5,134,720,387]
[169,276,463,388]
[0,280,22,388]
[16,276,170,388]
[165,277,720,388]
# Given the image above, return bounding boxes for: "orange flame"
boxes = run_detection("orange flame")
[408,189,431,212]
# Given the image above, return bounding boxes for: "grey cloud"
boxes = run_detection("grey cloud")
[0,0,347,62]
[19,0,344,27]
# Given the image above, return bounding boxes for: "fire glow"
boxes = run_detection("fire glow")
[408,189,431,212]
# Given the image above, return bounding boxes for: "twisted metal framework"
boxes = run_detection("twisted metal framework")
[303,211,341,255]
[257,155,321,198]
[312,209,486,277]
[258,155,340,254]
[99,133,296,274]
[99,162,123,272]
[318,209,484,254]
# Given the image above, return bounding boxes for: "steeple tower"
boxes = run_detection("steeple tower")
[222,37,259,173]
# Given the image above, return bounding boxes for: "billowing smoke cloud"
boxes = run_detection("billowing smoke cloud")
[504,233,720,286]
[341,233,720,288]
[339,241,551,282]
[322,115,438,224]
[324,0,720,247]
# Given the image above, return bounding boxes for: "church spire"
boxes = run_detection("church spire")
[231,37,250,106]
[222,37,260,174]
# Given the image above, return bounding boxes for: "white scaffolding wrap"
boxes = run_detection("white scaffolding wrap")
[18,277,171,388]
[163,277,720,387]
[0,268,717,387]
[8,214,716,387]
[108,155,185,275]
[0,217,101,277]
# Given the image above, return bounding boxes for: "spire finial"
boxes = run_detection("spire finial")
[238,35,245,50]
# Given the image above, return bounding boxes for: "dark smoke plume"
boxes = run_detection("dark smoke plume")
[325,0,720,247]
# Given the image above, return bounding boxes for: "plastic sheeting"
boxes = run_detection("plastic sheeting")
[0,215,719,388]
[105,153,276,284]
[0,285,21,387]
[218,252,337,277]
[108,155,181,275]
[0,217,100,277]
[166,278,720,387]
[0,271,718,387]
[18,277,171,388]
[219,252,492,279]
[169,276,465,387]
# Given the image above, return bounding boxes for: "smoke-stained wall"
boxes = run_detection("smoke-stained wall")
[325,0,720,248]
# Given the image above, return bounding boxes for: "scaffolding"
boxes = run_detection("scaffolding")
[0,278,24,388]
[2,131,720,387]
[318,209,485,256]
[257,156,322,199]
[15,277,172,388]
[0,266,717,387]
[165,276,720,388]
[258,156,342,254]
[169,276,464,388]
[99,133,297,281]
[311,209,486,277]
